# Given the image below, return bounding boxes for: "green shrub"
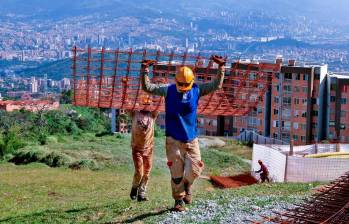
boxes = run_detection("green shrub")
[42,151,73,167]
[10,148,74,167]
[69,159,100,170]
[0,126,26,158]
[9,148,46,164]
[46,136,58,144]
[38,132,48,145]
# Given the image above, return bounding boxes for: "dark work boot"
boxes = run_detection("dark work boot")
[173,199,186,212]
[137,194,149,202]
[130,187,138,200]
[183,182,192,204]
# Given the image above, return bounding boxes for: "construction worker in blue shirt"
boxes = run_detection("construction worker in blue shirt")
[140,55,226,212]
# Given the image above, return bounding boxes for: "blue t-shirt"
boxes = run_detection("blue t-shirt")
[165,84,200,142]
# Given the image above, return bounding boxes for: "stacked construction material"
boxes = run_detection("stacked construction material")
[72,47,279,116]
[253,171,349,223]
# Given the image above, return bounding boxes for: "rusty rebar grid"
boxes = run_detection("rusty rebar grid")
[72,47,279,116]
[252,171,349,224]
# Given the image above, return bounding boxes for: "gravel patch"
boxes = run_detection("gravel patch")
[159,194,301,224]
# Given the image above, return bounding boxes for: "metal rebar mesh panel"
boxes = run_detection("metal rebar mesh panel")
[72,47,279,116]
[252,171,349,224]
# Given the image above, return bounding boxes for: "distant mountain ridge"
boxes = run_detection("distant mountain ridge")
[1,0,348,25]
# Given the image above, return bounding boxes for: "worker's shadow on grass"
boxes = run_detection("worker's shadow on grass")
[119,208,170,223]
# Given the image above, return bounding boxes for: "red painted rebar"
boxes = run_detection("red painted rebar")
[72,47,279,116]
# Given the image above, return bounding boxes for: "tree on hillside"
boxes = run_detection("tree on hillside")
[60,90,73,104]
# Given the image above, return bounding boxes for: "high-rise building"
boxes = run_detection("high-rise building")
[270,61,328,144]
[31,77,38,93]
[327,73,349,142]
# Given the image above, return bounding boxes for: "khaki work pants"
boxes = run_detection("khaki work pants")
[132,148,153,196]
[166,137,204,200]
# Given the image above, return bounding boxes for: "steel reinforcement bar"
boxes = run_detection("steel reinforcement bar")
[72,47,280,116]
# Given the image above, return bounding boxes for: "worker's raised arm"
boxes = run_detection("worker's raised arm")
[141,60,168,97]
[198,55,226,97]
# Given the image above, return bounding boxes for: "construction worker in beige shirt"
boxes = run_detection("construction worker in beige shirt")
[129,103,159,202]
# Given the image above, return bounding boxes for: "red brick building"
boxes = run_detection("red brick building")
[0,100,60,112]
[328,73,349,142]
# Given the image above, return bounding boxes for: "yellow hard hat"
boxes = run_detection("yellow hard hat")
[175,66,194,92]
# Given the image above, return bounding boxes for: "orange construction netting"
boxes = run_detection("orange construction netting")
[72,47,280,116]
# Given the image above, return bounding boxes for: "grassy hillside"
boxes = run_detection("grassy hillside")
[16,58,71,80]
[0,134,319,223]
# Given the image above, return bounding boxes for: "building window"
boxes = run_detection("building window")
[330,83,336,91]
[294,86,300,92]
[282,121,291,130]
[329,121,335,127]
[294,73,301,80]
[294,98,299,104]
[282,133,290,141]
[301,136,306,142]
[311,98,317,104]
[312,110,318,116]
[273,133,278,138]
[340,124,346,130]
[273,120,279,128]
[293,135,299,141]
[303,74,309,81]
[302,99,308,105]
[283,85,292,92]
[341,98,347,104]
[284,73,292,80]
[274,109,279,115]
[282,109,291,119]
[312,122,318,129]
[283,97,291,104]
[301,124,307,130]
[314,74,320,80]
[274,97,279,103]
[330,96,336,102]
[301,112,307,118]
[294,110,299,117]
[341,111,346,117]
[293,122,299,129]
[303,87,308,93]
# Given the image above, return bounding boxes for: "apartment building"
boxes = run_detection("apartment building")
[270,61,328,144]
[327,73,349,142]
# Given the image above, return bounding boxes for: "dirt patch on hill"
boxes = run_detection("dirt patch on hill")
[210,174,257,188]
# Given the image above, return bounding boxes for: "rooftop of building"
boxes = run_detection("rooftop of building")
[329,72,349,79]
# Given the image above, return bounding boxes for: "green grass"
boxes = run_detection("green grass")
[0,134,320,223]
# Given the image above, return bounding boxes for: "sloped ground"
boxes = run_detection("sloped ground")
[0,134,320,223]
